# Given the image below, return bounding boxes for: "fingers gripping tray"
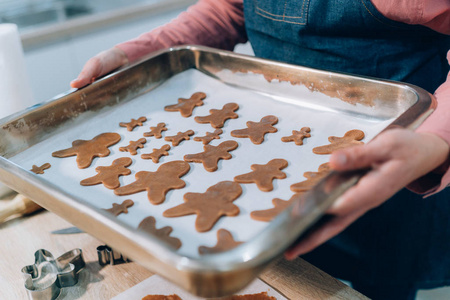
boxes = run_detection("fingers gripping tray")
[0,46,435,297]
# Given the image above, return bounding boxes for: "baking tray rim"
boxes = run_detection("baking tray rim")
[0,45,437,296]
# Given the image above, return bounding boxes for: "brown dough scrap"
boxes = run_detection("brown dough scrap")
[80,157,132,189]
[194,103,239,128]
[164,92,206,117]
[119,138,147,155]
[251,193,304,222]
[119,116,147,131]
[290,163,331,192]
[312,129,365,154]
[114,161,190,204]
[164,130,194,146]
[30,163,51,174]
[141,144,171,163]
[230,115,278,144]
[234,159,288,192]
[198,229,243,255]
[52,133,121,169]
[163,181,241,232]
[193,129,223,145]
[281,127,311,145]
[223,292,277,300]
[184,140,238,172]
[142,295,181,300]
[104,199,134,216]
[143,122,167,139]
[138,216,182,250]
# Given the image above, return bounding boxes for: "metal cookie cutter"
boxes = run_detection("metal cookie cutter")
[97,245,130,265]
[21,248,85,300]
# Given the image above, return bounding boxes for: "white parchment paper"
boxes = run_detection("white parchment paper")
[10,69,394,258]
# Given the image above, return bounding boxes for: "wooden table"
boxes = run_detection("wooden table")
[0,195,368,299]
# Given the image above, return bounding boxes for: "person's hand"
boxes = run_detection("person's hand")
[70,47,128,89]
[285,128,450,260]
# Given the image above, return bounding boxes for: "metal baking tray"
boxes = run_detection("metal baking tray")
[0,46,435,297]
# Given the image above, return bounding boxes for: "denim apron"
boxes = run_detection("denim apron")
[243,0,450,298]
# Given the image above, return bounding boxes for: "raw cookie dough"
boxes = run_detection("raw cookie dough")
[163,181,241,232]
[231,115,278,144]
[143,122,167,139]
[164,92,206,117]
[119,116,147,131]
[184,140,238,172]
[234,159,288,192]
[194,103,239,128]
[281,127,311,145]
[142,295,181,300]
[80,157,132,189]
[198,229,243,255]
[119,138,147,155]
[290,163,331,192]
[193,129,223,145]
[30,163,51,174]
[141,144,171,163]
[138,216,182,249]
[313,129,364,154]
[251,193,304,222]
[104,199,134,216]
[114,161,190,205]
[164,130,194,146]
[52,132,121,169]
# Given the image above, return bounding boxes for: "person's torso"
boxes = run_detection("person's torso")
[243,0,450,92]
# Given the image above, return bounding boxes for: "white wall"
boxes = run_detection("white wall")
[23,7,185,102]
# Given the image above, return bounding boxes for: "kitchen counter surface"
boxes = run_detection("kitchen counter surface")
[0,193,368,299]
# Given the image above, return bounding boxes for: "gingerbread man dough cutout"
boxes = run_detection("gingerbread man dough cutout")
[141,144,171,163]
[143,122,167,139]
[164,92,206,117]
[234,159,288,192]
[80,157,132,189]
[290,163,331,192]
[251,193,304,222]
[104,199,134,216]
[114,160,190,204]
[231,115,278,144]
[119,116,147,131]
[281,127,311,145]
[119,138,147,155]
[193,129,223,145]
[138,216,182,249]
[198,229,243,255]
[194,103,239,128]
[164,130,194,146]
[184,140,238,172]
[313,129,365,154]
[52,132,121,169]
[30,163,51,174]
[163,181,242,232]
